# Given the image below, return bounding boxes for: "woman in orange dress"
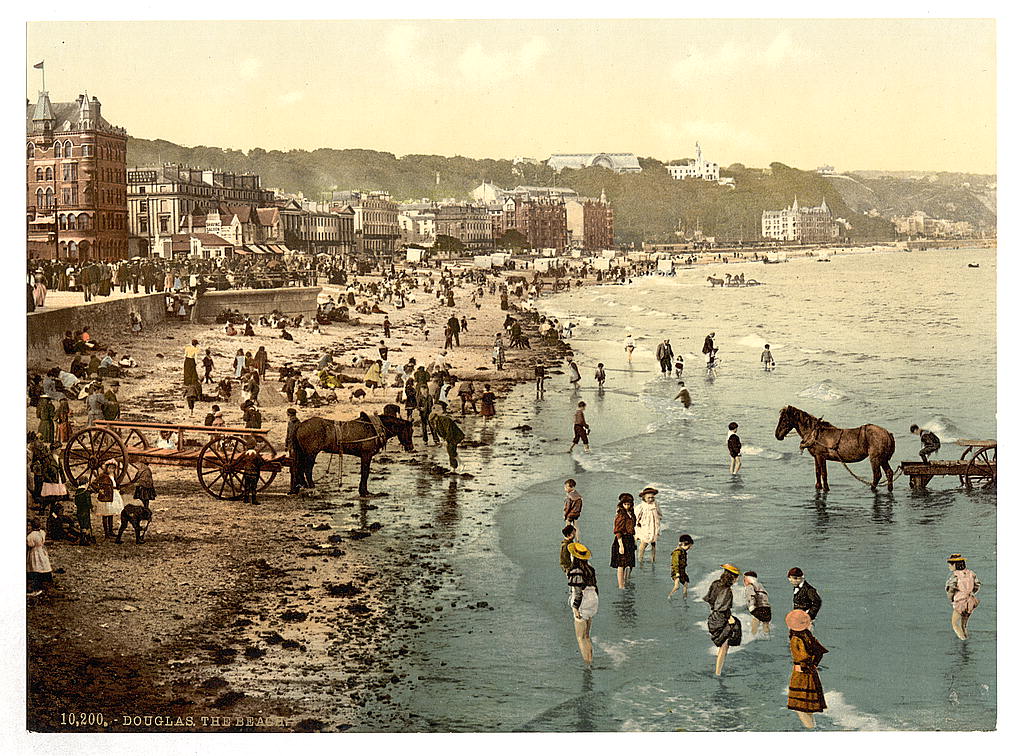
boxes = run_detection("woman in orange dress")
[785,609,828,729]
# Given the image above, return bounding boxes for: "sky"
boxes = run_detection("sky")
[25,18,997,175]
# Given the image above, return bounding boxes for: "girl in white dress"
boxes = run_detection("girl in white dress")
[635,486,663,565]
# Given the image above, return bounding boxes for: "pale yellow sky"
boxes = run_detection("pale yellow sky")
[26,19,996,173]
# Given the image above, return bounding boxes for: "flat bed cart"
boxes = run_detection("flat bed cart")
[900,438,996,491]
[62,420,290,500]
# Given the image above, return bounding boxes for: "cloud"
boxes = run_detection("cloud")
[673,31,804,81]
[278,91,304,105]
[383,24,437,85]
[384,25,421,64]
[239,57,261,79]
[458,36,549,85]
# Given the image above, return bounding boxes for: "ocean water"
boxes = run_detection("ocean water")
[387,247,997,731]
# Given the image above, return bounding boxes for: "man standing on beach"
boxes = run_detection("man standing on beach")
[286,408,303,494]
[447,314,461,347]
[656,339,674,376]
[788,567,822,622]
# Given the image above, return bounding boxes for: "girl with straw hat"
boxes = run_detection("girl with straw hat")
[785,609,829,729]
[704,564,743,676]
[566,542,599,666]
[945,554,981,640]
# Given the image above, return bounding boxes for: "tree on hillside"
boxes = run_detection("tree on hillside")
[496,229,529,250]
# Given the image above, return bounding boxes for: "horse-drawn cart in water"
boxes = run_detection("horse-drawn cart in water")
[900,439,997,491]
[61,420,288,500]
[62,410,416,501]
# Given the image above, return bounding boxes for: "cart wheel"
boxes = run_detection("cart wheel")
[197,436,248,500]
[960,446,996,490]
[252,437,279,493]
[63,427,129,485]
[123,428,150,450]
[197,436,279,499]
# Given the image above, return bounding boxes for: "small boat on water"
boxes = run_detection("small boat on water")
[968,263,980,268]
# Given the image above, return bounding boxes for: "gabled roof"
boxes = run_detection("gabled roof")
[256,207,280,226]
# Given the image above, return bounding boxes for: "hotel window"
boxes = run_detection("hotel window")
[62,163,78,181]
[64,140,73,157]
[35,168,43,181]
[27,143,35,158]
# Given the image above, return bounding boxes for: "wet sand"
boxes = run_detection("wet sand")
[26,271,571,732]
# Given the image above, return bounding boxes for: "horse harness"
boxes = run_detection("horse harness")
[331,414,388,452]
[799,418,865,457]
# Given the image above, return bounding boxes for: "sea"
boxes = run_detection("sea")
[360,247,997,732]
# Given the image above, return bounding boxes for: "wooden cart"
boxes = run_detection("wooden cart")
[62,420,290,500]
[899,438,996,491]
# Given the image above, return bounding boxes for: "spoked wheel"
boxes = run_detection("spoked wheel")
[197,435,279,500]
[63,427,129,485]
[122,428,150,450]
[961,446,996,491]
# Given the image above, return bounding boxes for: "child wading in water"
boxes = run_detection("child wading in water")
[728,422,742,474]
[761,344,775,371]
[668,534,694,597]
[569,401,590,453]
[595,363,606,389]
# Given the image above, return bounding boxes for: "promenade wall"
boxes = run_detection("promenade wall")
[27,293,167,369]
[191,286,321,324]
[27,287,322,367]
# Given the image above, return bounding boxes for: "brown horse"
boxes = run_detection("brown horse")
[775,405,895,492]
[293,404,414,496]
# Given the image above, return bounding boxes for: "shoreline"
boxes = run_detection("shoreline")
[26,268,571,732]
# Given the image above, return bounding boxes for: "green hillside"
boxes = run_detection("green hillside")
[127,137,895,245]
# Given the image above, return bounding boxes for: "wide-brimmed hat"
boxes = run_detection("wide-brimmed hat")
[947,553,965,564]
[721,563,740,575]
[103,460,119,469]
[785,609,812,631]
[640,487,659,497]
[567,542,592,561]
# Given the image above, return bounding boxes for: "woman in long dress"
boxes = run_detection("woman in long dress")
[33,272,48,308]
[183,339,200,386]
[233,349,246,379]
[610,493,636,589]
[635,486,663,565]
[704,564,742,675]
[945,553,981,640]
[566,542,599,666]
[785,609,828,728]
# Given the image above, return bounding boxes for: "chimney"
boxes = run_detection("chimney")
[91,96,101,120]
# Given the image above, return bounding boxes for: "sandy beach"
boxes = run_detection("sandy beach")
[26,269,570,732]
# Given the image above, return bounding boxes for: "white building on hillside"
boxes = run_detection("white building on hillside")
[666,143,720,182]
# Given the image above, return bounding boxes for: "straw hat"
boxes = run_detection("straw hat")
[947,553,965,564]
[721,563,741,575]
[785,609,812,631]
[567,542,592,561]
[639,486,659,497]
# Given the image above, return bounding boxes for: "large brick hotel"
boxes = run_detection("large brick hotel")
[26,90,128,261]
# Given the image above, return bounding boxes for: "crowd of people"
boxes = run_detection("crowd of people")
[27,256,323,311]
